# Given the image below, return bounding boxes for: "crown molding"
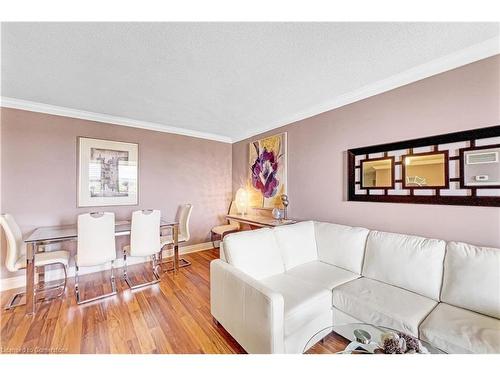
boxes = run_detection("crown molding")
[232,37,500,143]
[0,97,233,143]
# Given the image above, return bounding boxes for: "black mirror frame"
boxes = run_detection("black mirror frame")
[360,156,395,190]
[347,125,500,207]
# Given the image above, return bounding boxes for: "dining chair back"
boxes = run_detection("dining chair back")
[159,204,193,270]
[122,209,162,289]
[1,213,69,310]
[0,214,25,273]
[77,212,116,267]
[178,204,193,242]
[75,212,117,304]
[130,209,161,257]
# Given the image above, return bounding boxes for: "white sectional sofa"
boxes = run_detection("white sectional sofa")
[210,221,500,354]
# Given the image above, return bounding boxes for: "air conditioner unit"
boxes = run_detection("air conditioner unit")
[466,151,499,165]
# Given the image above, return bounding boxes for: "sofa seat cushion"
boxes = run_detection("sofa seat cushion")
[261,274,332,336]
[286,260,360,290]
[419,303,500,354]
[332,277,437,336]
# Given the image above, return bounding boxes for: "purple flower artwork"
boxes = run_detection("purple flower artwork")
[251,147,279,198]
[248,133,287,208]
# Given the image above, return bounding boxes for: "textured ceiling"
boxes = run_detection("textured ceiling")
[1,22,499,141]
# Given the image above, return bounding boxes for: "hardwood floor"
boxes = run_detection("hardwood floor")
[0,249,348,354]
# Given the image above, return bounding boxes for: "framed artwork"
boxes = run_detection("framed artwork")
[248,132,287,209]
[78,137,138,207]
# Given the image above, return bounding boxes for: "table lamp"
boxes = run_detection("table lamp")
[235,188,249,215]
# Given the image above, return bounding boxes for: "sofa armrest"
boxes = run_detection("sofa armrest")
[210,259,285,353]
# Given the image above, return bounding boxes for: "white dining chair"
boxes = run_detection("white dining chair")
[122,209,162,289]
[0,213,69,310]
[210,201,240,247]
[160,203,193,268]
[75,212,117,304]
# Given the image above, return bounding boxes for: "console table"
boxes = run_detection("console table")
[226,214,296,228]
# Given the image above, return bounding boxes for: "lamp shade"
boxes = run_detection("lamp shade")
[235,188,249,215]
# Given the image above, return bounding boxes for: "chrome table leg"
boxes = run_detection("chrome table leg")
[25,242,37,315]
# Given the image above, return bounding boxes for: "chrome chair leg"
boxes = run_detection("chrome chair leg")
[5,263,68,310]
[76,261,117,305]
[124,253,161,290]
[58,263,68,298]
[178,258,191,267]
[75,264,80,304]
[159,243,191,271]
[36,263,67,302]
[123,249,129,283]
[5,292,25,310]
[161,256,191,271]
[110,260,116,293]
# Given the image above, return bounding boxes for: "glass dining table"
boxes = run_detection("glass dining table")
[23,219,179,315]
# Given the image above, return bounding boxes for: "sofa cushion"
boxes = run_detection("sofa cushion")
[441,242,500,319]
[332,277,437,336]
[419,303,500,354]
[273,221,318,270]
[314,221,369,274]
[260,273,332,337]
[224,228,284,280]
[362,231,445,300]
[286,260,359,290]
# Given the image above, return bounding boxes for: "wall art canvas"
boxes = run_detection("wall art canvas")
[248,132,287,208]
[78,137,138,207]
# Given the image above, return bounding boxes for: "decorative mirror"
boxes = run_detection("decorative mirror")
[360,157,394,189]
[402,151,448,189]
[348,125,500,207]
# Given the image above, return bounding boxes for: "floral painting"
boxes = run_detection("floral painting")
[248,132,287,208]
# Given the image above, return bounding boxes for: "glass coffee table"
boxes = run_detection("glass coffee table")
[303,323,445,354]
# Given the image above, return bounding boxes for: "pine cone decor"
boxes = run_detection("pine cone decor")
[380,331,428,354]
[399,332,420,353]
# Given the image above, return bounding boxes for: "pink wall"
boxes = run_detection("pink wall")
[1,108,232,278]
[233,55,500,248]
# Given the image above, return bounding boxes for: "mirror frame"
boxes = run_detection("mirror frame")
[360,156,395,190]
[402,151,449,189]
[347,125,500,207]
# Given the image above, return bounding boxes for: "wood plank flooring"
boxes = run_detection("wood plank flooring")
[0,249,348,354]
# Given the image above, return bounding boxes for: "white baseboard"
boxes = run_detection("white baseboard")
[0,241,216,292]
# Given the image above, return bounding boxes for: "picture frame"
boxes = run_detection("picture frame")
[77,137,139,207]
[248,132,287,209]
